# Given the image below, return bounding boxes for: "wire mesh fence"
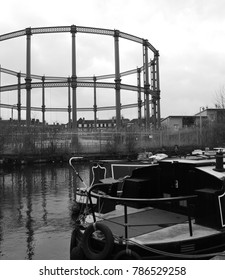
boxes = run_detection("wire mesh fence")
[0,126,216,157]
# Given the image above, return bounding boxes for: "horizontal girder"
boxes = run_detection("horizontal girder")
[0,61,152,81]
[0,25,158,53]
[0,100,148,112]
[0,81,154,94]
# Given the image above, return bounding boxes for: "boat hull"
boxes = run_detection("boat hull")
[70,225,225,260]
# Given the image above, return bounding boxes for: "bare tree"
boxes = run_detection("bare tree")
[214,85,225,108]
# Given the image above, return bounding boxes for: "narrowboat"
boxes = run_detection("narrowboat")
[69,154,225,259]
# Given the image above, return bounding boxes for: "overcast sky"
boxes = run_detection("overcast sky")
[0,0,225,123]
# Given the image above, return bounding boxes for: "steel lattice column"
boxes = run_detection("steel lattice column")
[143,40,150,130]
[0,65,1,119]
[25,28,32,126]
[155,51,161,128]
[17,72,21,123]
[93,76,97,129]
[71,25,77,130]
[42,76,45,125]
[67,77,71,128]
[114,30,121,129]
[137,67,142,125]
[150,59,157,128]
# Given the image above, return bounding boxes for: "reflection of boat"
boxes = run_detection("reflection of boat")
[69,155,225,260]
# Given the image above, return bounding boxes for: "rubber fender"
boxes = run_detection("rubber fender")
[82,222,114,259]
[114,248,141,260]
[70,243,85,260]
[70,227,79,253]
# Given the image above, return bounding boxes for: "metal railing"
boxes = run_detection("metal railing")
[87,183,197,239]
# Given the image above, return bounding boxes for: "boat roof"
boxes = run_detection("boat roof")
[161,157,225,180]
[195,166,225,179]
[161,157,216,166]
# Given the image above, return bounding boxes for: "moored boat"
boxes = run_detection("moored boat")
[89,152,168,185]
[69,154,225,260]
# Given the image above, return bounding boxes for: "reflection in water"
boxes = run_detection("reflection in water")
[0,162,89,260]
[41,168,48,225]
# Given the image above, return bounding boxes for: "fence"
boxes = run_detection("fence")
[0,124,225,157]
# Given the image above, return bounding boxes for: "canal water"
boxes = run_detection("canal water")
[0,162,90,260]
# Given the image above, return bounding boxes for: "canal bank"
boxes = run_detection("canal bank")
[0,151,137,167]
[0,144,197,167]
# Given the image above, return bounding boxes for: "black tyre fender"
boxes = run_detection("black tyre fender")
[114,249,141,260]
[70,227,79,253]
[82,222,114,259]
[70,243,85,260]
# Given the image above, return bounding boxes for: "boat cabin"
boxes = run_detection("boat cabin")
[91,158,225,230]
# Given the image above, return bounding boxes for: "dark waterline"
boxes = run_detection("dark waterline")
[0,162,90,260]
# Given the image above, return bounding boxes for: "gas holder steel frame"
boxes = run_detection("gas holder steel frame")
[0,25,161,129]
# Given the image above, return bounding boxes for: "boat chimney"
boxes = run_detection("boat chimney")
[214,151,225,172]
